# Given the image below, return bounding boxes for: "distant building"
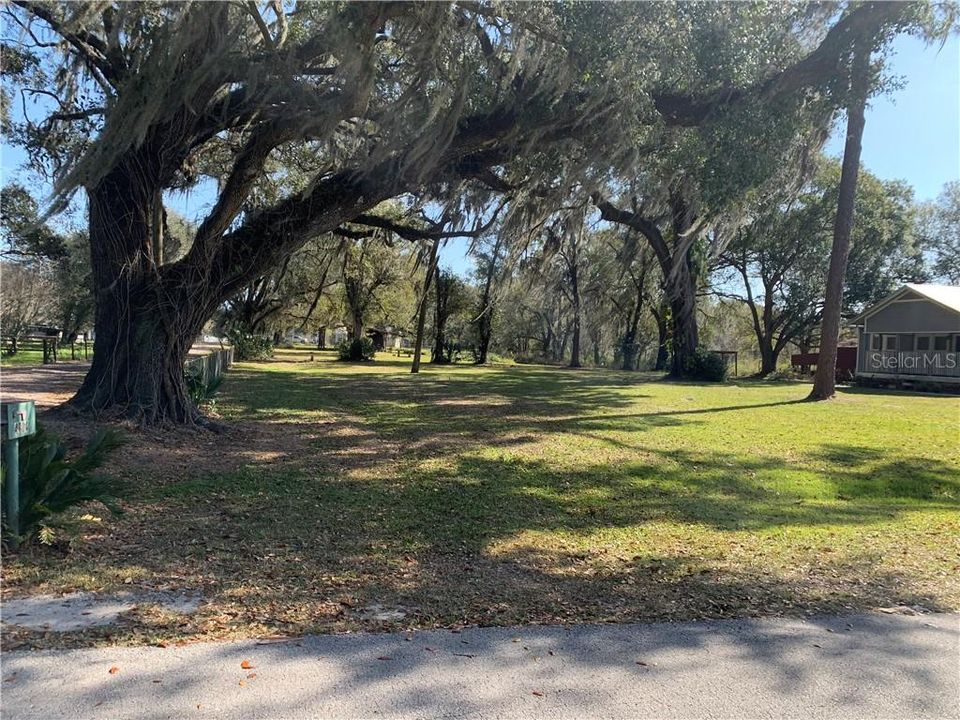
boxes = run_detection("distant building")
[852,284,960,385]
[367,325,411,351]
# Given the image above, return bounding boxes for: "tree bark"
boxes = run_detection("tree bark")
[474,235,502,365]
[810,44,869,400]
[568,298,581,368]
[651,303,669,372]
[759,341,778,377]
[69,165,207,424]
[412,238,440,373]
[665,258,699,377]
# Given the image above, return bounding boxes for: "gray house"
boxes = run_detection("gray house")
[852,283,960,384]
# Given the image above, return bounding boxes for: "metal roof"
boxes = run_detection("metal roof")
[905,284,960,314]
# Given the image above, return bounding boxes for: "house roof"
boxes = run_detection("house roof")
[852,283,960,324]
[906,284,960,313]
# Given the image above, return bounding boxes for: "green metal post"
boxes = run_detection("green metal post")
[3,437,20,548]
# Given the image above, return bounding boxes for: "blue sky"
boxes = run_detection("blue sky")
[3,32,957,277]
[823,32,959,202]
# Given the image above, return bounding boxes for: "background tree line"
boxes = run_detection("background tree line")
[1,1,956,422]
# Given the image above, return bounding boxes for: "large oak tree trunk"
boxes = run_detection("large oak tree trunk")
[72,296,204,424]
[665,259,698,377]
[666,193,699,378]
[759,341,779,377]
[651,303,669,372]
[810,44,869,401]
[69,166,206,424]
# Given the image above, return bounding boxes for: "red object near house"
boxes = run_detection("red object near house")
[791,346,857,379]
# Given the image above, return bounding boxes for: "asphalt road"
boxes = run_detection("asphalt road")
[2,612,958,719]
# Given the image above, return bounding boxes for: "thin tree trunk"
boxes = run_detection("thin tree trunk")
[651,303,669,372]
[431,266,451,364]
[569,299,581,368]
[475,235,503,365]
[412,238,441,373]
[621,293,644,372]
[810,44,869,400]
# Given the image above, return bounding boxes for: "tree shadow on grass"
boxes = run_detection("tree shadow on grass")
[6,362,959,650]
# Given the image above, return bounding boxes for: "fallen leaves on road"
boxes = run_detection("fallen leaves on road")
[240,659,255,669]
[108,666,120,675]
[532,691,544,697]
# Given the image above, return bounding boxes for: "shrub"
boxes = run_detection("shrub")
[1,426,125,547]
[184,364,224,405]
[337,337,375,362]
[227,330,274,361]
[684,348,728,382]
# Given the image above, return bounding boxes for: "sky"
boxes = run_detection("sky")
[2,31,957,278]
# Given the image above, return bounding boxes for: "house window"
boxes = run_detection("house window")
[883,335,898,351]
[870,334,882,351]
[900,335,915,351]
[955,336,960,353]
[916,336,931,351]
[934,335,950,351]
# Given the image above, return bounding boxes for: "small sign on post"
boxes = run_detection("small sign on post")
[1,400,37,548]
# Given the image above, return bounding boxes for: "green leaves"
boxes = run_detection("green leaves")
[3,425,125,547]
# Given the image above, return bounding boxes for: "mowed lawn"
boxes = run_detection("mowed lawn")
[4,349,959,647]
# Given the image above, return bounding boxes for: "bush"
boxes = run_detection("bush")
[1,426,125,547]
[184,364,224,405]
[227,330,274,361]
[684,348,728,382]
[337,337,375,362]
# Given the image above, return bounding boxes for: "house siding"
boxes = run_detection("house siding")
[864,296,960,334]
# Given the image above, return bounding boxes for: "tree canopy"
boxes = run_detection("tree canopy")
[2,0,952,422]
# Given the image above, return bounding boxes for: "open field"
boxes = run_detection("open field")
[3,349,959,648]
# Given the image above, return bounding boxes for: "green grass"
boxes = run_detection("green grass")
[1,347,91,366]
[0,349,47,366]
[4,348,959,647]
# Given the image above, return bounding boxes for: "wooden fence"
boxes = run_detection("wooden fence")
[184,347,234,387]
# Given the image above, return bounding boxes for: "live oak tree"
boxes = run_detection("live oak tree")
[5,0,923,422]
[717,158,921,376]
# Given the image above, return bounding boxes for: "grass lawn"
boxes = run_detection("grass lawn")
[4,348,959,647]
[0,349,47,366]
